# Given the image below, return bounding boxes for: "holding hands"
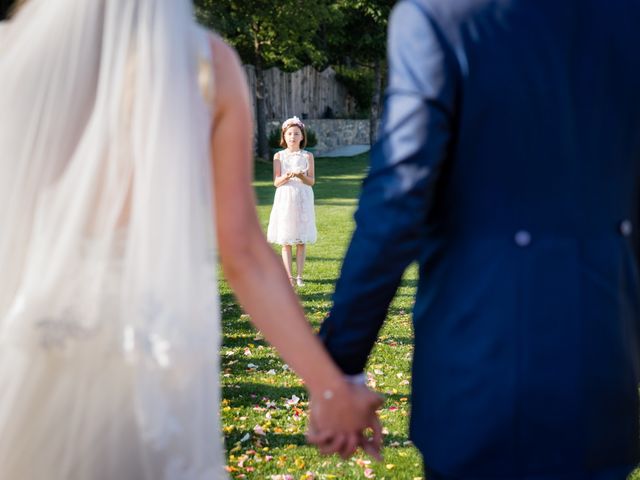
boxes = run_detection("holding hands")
[307,382,384,460]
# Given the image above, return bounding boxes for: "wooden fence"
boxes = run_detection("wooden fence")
[243,65,358,121]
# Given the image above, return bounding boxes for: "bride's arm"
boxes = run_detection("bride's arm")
[208,35,382,457]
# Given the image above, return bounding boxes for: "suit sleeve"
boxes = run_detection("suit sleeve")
[319,0,459,374]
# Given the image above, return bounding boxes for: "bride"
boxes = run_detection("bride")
[0,1,382,478]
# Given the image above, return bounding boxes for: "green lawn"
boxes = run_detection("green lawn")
[220,153,640,480]
[220,153,424,479]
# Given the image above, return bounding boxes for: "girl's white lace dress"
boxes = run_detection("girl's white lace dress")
[267,150,317,245]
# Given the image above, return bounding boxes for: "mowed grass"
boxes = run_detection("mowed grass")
[219,153,424,479]
[219,153,640,480]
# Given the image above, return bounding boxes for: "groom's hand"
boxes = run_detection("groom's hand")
[306,384,383,460]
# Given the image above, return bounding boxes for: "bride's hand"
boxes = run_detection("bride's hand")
[307,383,383,460]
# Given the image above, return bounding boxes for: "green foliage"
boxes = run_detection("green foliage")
[319,0,394,118]
[268,128,281,149]
[195,0,394,124]
[195,0,332,71]
[220,154,424,477]
[305,128,318,148]
[335,65,375,115]
[323,0,394,66]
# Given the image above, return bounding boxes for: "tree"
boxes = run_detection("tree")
[323,0,394,143]
[195,0,332,159]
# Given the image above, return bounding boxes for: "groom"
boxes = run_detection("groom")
[316,0,640,478]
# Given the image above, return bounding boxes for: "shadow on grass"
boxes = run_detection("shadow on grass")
[224,432,307,450]
[290,275,336,283]
[376,336,415,346]
[221,335,268,349]
[221,383,416,408]
[225,432,416,449]
[254,178,363,206]
[222,382,305,401]
[253,154,369,207]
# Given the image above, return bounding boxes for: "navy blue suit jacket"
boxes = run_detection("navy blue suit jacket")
[320,0,640,477]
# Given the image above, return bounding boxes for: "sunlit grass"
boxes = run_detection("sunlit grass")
[220,153,424,479]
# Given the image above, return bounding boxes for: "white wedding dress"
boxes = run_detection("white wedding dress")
[0,1,226,479]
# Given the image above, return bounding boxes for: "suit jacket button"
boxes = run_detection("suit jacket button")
[620,219,633,237]
[514,230,531,247]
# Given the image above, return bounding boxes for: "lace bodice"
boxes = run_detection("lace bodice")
[268,149,317,245]
[279,150,310,177]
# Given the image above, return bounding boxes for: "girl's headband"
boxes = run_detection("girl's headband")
[282,116,305,130]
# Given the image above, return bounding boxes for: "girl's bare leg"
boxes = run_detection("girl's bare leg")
[282,245,294,285]
[295,243,306,286]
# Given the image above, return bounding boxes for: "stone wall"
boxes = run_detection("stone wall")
[268,119,370,156]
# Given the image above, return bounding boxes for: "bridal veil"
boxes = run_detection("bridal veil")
[0,0,225,478]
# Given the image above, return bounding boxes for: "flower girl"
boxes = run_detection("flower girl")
[267,116,317,287]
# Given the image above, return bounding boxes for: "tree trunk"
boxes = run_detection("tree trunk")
[369,60,383,146]
[255,59,269,160]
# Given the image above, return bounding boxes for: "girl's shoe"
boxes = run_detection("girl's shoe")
[288,276,295,287]
[296,276,305,287]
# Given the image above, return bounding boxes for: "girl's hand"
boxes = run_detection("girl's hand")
[277,173,292,186]
[296,171,313,185]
